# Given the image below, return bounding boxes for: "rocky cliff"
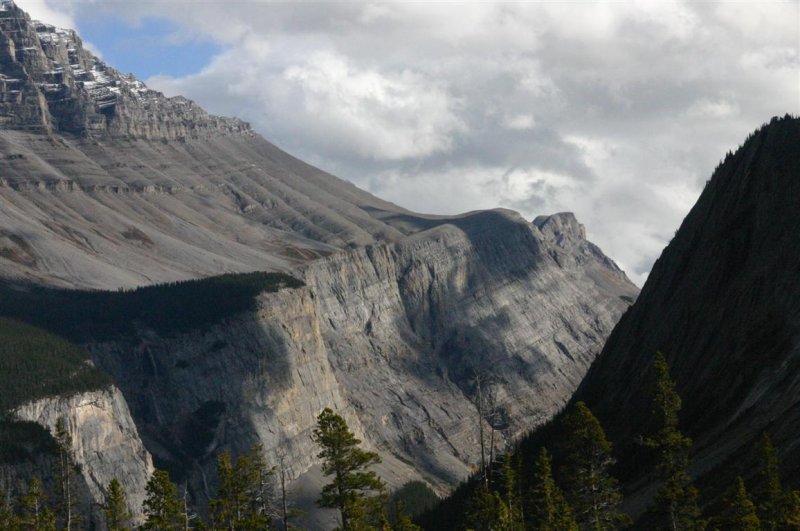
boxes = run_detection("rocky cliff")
[84,209,636,513]
[13,386,153,525]
[0,0,246,138]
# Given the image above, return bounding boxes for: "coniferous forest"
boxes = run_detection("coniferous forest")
[1,351,798,529]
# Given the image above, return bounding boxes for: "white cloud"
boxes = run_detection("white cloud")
[13,0,800,286]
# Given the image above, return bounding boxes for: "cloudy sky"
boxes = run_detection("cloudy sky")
[17,0,800,285]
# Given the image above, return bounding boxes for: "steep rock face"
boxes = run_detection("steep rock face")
[572,116,800,507]
[0,0,246,138]
[87,209,637,505]
[13,386,154,524]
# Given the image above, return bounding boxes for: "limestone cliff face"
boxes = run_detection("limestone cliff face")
[87,209,637,503]
[13,386,154,524]
[0,0,246,139]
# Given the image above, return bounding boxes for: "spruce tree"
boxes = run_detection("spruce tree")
[783,490,800,528]
[561,401,629,529]
[103,478,132,531]
[0,492,17,529]
[753,433,785,530]
[467,485,512,531]
[500,453,524,529]
[312,407,385,531]
[18,477,56,531]
[210,447,272,530]
[640,352,702,530]
[526,447,578,531]
[717,477,760,530]
[141,469,183,530]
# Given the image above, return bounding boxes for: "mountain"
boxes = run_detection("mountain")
[0,0,418,288]
[0,1,639,526]
[576,115,800,507]
[423,115,800,528]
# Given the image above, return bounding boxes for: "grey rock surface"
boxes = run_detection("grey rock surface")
[86,209,637,509]
[13,386,154,525]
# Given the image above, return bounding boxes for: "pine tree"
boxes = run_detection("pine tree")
[640,352,702,530]
[526,447,578,531]
[467,485,512,531]
[753,433,785,530]
[103,478,132,531]
[0,491,17,530]
[17,477,56,531]
[716,477,760,530]
[210,447,273,530]
[783,490,800,528]
[500,453,524,529]
[54,417,80,531]
[142,469,183,530]
[312,407,384,531]
[560,401,629,529]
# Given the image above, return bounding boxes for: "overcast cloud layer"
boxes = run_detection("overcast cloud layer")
[18,0,800,285]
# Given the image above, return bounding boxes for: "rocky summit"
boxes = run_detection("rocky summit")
[0,1,639,527]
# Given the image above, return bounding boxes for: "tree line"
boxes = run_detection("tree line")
[2,352,798,529]
[0,408,425,530]
[445,352,800,530]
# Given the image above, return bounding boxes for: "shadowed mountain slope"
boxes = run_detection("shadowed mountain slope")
[576,115,800,505]
[421,115,800,529]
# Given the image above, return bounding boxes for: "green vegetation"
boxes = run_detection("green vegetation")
[209,445,273,530]
[714,477,760,530]
[142,469,184,530]
[560,401,629,529]
[421,352,800,530]
[102,479,133,531]
[0,419,57,464]
[386,481,438,523]
[313,407,387,530]
[640,352,703,530]
[526,447,577,531]
[0,271,304,342]
[0,317,111,412]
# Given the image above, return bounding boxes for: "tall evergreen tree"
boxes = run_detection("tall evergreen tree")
[716,477,760,531]
[102,478,132,531]
[753,433,785,530]
[561,401,629,530]
[312,407,385,531]
[500,453,524,529]
[0,491,17,530]
[141,469,183,530]
[467,485,513,531]
[783,490,800,528]
[17,477,56,531]
[210,446,273,530]
[640,352,703,530]
[526,447,578,531]
[54,417,79,531]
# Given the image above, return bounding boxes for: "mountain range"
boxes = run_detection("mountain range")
[0,2,638,527]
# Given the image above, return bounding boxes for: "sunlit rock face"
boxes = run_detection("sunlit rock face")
[13,387,154,525]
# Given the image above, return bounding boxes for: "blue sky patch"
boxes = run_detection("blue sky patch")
[77,15,220,79]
